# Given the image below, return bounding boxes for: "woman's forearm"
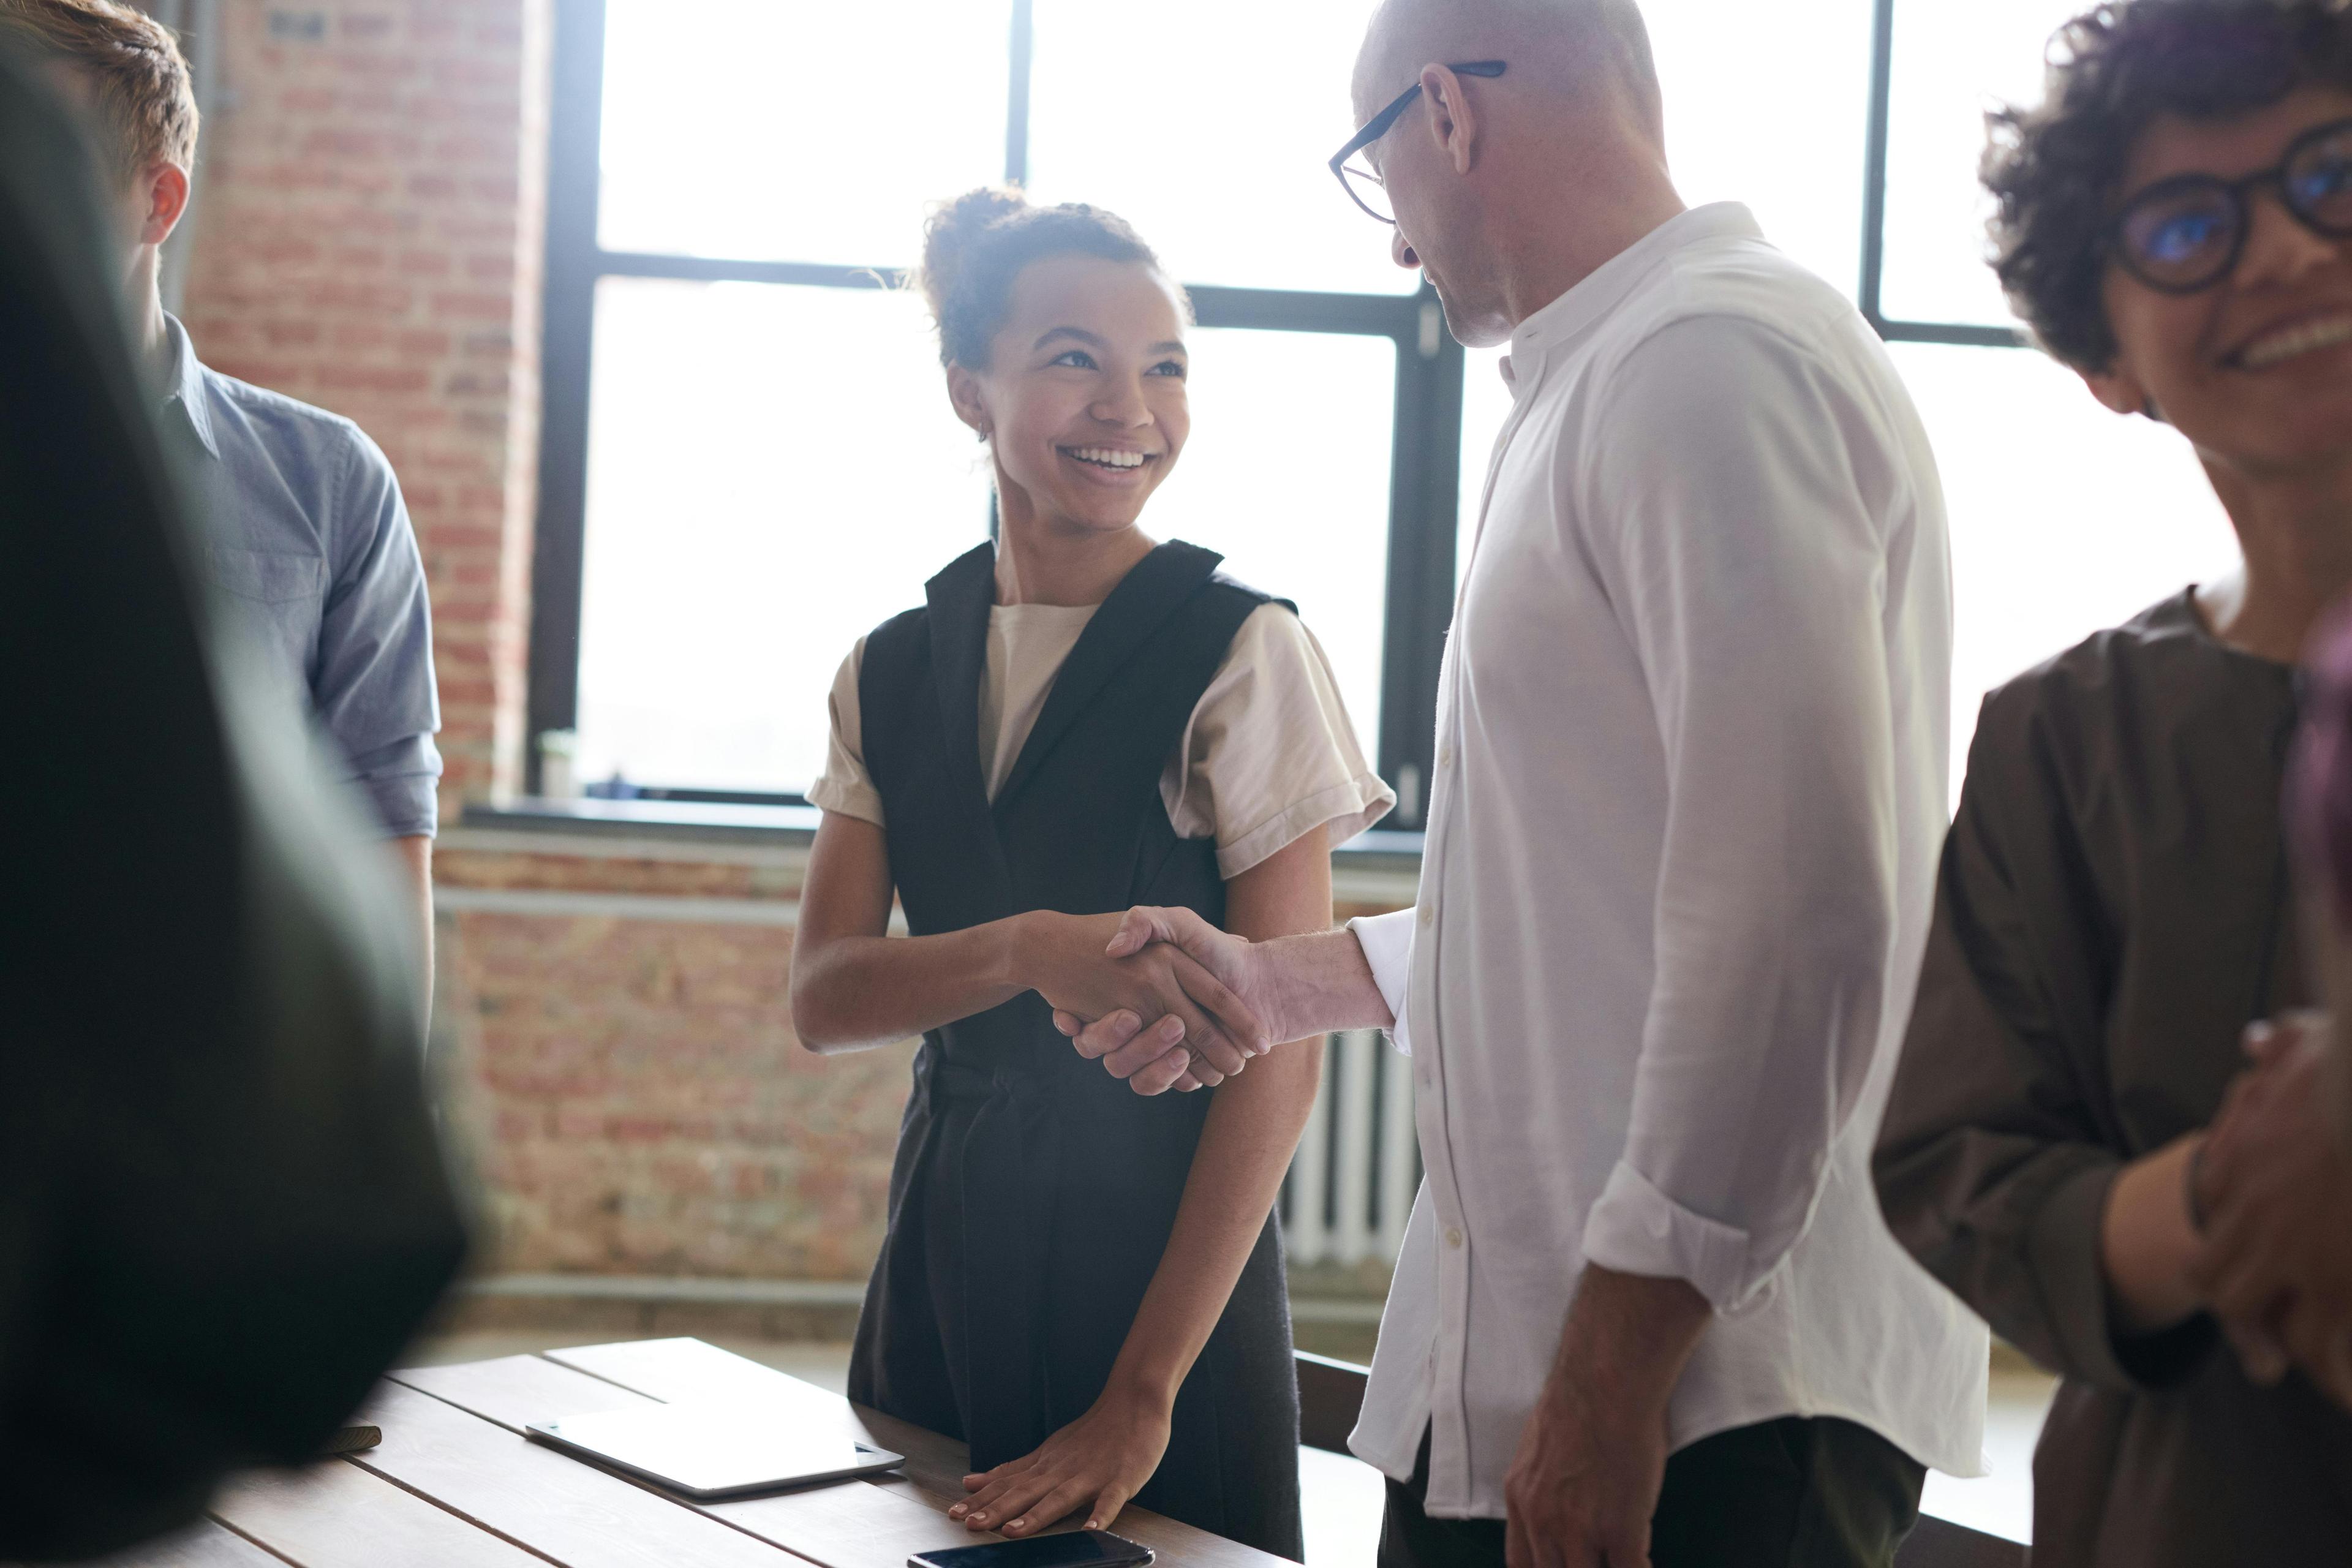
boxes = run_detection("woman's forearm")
[794,916,1032,1054]
[2100,1133,2208,1335]
[1098,829,1335,1406]
[1107,1038,1324,1404]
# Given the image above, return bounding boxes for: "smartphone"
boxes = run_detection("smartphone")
[909,1529,1154,1568]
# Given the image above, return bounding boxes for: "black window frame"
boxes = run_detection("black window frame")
[1857,0,2032,349]
[527,0,1463,826]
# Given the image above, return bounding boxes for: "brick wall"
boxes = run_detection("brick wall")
[432,837,916,1283]
[179,0,551,807]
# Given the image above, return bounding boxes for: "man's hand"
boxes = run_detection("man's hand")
[1504,1266,1711,1568]
[1019,911,1268,1089]
[2192,1014,2352,1407]
[1050,908,1274,1096]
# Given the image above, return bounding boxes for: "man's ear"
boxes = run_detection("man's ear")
[1419,63,1481,177]
[140,161,191,247]
[946,364,991,442]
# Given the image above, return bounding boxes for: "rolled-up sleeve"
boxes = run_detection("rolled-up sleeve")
[1575,316,1904,1312]
[1875,699,2214,1392]
[315,426,440,838]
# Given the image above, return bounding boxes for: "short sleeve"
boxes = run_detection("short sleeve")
[807,638,885,827]
[1164,603,1395,878]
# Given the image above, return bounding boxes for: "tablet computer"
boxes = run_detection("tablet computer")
[525,1402,905,1499]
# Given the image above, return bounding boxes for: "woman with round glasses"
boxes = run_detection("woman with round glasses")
[1873,0,2352,1561]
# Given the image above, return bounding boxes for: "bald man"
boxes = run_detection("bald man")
[1056,2,1988,1564]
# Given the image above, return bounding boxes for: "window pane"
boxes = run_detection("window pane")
[1880,0,2084,325]
[575,279,992,793]
[1148,330,1398,758]
[598,0,1012,267]
[1647,0,1877,295]
[1891,341,2238,795]
[1025,0,1417,296]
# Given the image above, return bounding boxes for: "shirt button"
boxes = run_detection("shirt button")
[1438,745,1455,769]
[1446,1227,1464,1250]
[1419,904,1435,928]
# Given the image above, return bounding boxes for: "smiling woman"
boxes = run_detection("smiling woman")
[1874,3,2352,1563]
[782,186,1390,1555]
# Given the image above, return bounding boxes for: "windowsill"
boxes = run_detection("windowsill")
[462,796,1426,875]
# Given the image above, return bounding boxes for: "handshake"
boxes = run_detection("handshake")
[1025,907,1297,1095]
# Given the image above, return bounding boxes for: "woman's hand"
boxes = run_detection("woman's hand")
[1016,911,1267,1086]
[948,1387,1173,1536]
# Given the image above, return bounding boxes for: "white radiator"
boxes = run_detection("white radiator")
[1280,1030,1420,1267]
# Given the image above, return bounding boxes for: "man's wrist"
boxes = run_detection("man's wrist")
[1259,928,1392,1042]
[1551,1265,1713,1415]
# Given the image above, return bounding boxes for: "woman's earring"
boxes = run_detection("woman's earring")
[976,424,992,443]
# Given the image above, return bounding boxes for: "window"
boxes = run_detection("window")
[1861,0,2238,785]
[537,0,2242,815]
[532,0,1459,817]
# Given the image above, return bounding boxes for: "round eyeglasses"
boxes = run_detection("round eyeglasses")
[2109,116,2352,294]
[1329,61,1507,225]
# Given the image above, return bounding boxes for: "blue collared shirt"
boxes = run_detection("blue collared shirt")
[160,315,442,837]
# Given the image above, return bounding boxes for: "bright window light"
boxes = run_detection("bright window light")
[1643,0,1879,296]
[574,279,992,793]
[1891,342,2238,794]
[1025,0,1418,296]
[1149,328,1398,751]
[1881,0,2087,325]
[597,0,1012,268]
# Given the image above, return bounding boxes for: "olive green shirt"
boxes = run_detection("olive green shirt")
[1876,590,2352,1566]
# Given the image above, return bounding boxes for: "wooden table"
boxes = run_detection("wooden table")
[70,1338,1292,1568]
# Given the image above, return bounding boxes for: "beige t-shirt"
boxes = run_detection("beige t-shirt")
[809,601,1393,878]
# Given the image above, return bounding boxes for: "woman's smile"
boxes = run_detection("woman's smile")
[1060,443,1161,484]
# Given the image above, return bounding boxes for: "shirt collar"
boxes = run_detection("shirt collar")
[158,312,220,459]
[1499,202,1766,396]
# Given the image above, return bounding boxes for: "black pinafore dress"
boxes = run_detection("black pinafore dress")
[846,540,1305,1559]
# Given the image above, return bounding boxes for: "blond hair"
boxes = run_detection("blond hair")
[0,0,198,181]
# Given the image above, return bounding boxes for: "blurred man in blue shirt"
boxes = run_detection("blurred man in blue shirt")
[4,0,443,1008]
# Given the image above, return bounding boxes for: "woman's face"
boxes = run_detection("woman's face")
[2091,86,2352,480]
[951,254,1191,535]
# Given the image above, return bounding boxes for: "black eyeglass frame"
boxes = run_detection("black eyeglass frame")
[1329,61,1508,223]
[2106,115,2352,295]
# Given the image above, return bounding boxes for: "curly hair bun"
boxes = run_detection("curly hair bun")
[918,186,1031,325]
[910,186,1180,369]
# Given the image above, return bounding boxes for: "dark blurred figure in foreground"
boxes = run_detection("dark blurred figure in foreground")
[0,39,467,1563]
[0,0,445,1020]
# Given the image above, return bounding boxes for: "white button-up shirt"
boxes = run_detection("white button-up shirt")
[1346,205,1988,1518]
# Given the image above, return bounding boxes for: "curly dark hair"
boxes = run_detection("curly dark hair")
[914,187,1188,371]
[1986,0,2352,370]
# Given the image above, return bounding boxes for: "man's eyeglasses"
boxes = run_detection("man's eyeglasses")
[2109,116,2352,294]
[1329,61,1507,224]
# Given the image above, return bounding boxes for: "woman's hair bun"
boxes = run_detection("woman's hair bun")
[911,185,1180,369]
[919,186,1031,313]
